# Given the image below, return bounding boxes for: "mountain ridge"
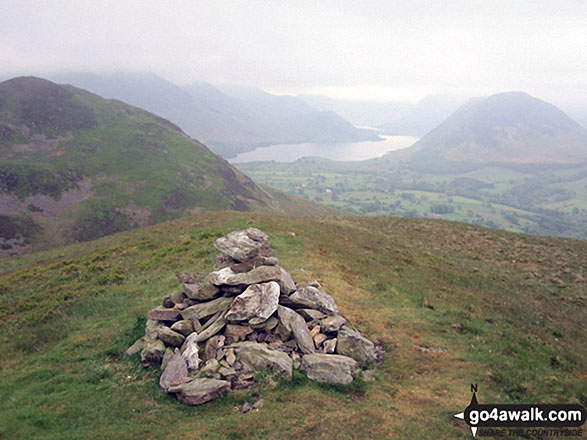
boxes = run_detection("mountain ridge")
[49,72,380,158]
[0,76,338,256]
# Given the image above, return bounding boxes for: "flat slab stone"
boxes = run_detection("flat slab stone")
[157,327,186,347]
[148,307,181,322]
[226,282,280,325]
[180,296,233,321]
[231,341,292,379]
[168,378,231,406]
[288,286,339,315]
[160,352,188,391]
[208,265,282,287]
[301,353,359,384]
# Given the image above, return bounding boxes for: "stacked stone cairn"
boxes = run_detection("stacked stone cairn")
[128,228,379,406]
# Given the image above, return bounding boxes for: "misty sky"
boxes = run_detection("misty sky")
[1,0,586,107]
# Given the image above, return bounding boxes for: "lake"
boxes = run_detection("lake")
[229,135,419,163]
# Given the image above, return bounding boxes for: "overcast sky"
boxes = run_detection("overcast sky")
[1,0,586,107]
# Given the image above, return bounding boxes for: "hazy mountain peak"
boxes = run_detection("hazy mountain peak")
[405,91,587,167]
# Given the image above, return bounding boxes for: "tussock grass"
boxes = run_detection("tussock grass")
[0,212,585,439]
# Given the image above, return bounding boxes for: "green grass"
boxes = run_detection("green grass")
[1,211,585,439]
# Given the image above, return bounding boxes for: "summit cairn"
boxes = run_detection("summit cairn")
[130,228,381,406]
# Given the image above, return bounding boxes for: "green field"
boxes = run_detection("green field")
[1,211,585,439]
[237,159,587,238]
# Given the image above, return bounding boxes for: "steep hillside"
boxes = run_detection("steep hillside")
[50,73,380,158]
[0,212,584,439]
[0,77,284,254]
[401,92,587,169]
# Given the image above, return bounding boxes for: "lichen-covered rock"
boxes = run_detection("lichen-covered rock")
[140,339,166,367]
[160,352,188,391]
[320,315,346,333]
[170,319,194,336]
[194,311,227,342]
[168,378,231,406]
[213,227,271,262]
[336,325,377,366]
[208,265,282,287]
[180,296,232,321]
[231,341,292,379]
[277,305,315,354]
[157,327,186,347]
[288,286,339,315]
[224,324,254,342]
[226,282,279,325]
[125,338,144,356]
[184,280,220,301]
[301,353,359,384]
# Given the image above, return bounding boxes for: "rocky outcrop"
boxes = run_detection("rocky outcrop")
[128,227,381,406]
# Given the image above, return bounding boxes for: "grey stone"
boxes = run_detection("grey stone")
[170,319,194,336]
[205,335,225,361]
[277,306,315,354]
[170,291,187,304]
[140,339,166,367]
[226,282,280,325]
[224,324,253,342]
[301,353,359,384]
[323,338,337,354]
[336,326,377,366]
[320,315,346,333]
[213,228,271,262]
[148,307,181,322]
[288,286,339,315]
[144,319,165,341]
[125,338,144,356]
[277,267,296,294]
[231,341,293,379]
[195,311,227,342]
[250,316,278,332]
[180,332,201,371]
[168,378,231,406]
[298,309,327,321]
[184,281,220,301]
[157,327,186,347]
[180,296,232,321]
[160,352,188,391]
[208,265,282,287]
[161,347,174,370]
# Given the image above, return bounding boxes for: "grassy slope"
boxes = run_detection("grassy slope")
[0,77,279,252]
[0,212,585,439]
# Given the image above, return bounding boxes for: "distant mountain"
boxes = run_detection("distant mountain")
[395,92,587,169]
[375,95,468,136]
[0,76,283,254]
[300,94,466,135]
[50,73,379,158]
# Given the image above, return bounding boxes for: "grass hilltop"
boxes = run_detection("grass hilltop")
[0,212,585,439]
